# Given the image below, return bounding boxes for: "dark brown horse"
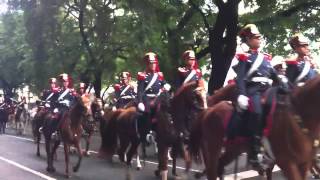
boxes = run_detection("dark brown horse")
[189,75,320,180]
[32,105,47,156]
[154,81,207,180]
[45,94,94,178]
[81,97,103,156]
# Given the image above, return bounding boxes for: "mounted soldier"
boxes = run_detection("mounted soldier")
[51,73,77,138]
[235,24,281,168]
[285,33,318,86]
[40,78,60,108]
[136,52,170,141]
[113,72,136,109]
[176,50,203,89]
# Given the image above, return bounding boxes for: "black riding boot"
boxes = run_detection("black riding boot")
[248,113,263,169]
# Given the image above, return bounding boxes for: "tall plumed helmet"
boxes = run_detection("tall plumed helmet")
[59,73,72,82]
[144,52,158,64]
[239,24,261,42]
[49,78,57,84]
[289,33,309,49]
[79,82,86,88]
[182,50,196,61]
[120,72,131,79]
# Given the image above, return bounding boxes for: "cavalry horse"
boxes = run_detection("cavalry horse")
[189,75,320,180]
[154,81,207,180]
[0,104,9,134]
[99,101,146,179]
[44,94,94,178]
[81,97,104,156]
[14,103,30,135]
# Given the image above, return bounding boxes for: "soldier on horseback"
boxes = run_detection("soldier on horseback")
[176,50,202,88]
[235,24,280,168]
[137,52,168,140]
[285,33,318,86]
[41,78,60,107]
[51,73,77,138]
[113,72,136,109]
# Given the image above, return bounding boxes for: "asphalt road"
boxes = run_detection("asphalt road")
[0,123,309,180]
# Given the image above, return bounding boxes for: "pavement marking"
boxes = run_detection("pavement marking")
[0,156,57,180]
[3,134,282,179]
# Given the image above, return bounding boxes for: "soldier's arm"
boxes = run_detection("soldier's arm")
[235,60,247,96]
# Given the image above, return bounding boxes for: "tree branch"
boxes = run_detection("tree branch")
[254,1,320,24]
[176,4,196,31]
[189,0,211,31]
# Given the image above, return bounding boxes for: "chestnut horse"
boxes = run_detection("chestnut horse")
[189,75,320,180]
[154,81,207,180]
[45,94,94,178]
[81,97,104,156]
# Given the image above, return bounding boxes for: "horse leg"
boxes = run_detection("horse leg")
[136,144,142,170]
[63,143,71,178]
[217,143,247,179]
[155,142,168,178]
[125,140,139,180]
[311,159,320,179]
[277,162,303,180]
[118,136,130,163]
[266,163,275,180]
[84,133,92,156]
[45,137,55,173]
[36,133,41,156]
[73,139,83,172]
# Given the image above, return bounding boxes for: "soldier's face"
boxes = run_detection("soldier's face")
[63,81,69,88]
[50,83,56,89]
[121,77,129,85]
[186,59,196,68]
[148,63,157,72]
[294,44,310,56]
[247,36,261,49]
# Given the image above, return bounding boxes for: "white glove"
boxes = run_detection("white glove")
[163,83,171,91]
[138,102,145,112]
[237,95,249,110]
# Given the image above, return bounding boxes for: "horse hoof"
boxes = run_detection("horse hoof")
[194,172,203,179]
[36,153,40,157]
[84,152,90,157]
[136,166,142,171]
[312,175,320,179]
[154,170,160,177]
[73,166,79,172]
[46,167,56,173]
[65,174,71,178]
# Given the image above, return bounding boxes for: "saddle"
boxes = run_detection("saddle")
[226,87,279,140]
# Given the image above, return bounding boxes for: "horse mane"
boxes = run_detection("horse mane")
[207,83,238,106]
[69,97,87,128]
[291,75,320,119]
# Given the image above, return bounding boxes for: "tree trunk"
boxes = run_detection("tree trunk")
[208,0,239,94]
[93,70,102,98]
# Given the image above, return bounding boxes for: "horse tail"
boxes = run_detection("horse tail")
[99,110,121,158]
[188,112,204,164]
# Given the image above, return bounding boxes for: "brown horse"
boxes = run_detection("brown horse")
[81,97,103,156]
[189,75,320,180]
[154,81,207,180]
[45,94,94,178]
[32,105,47,156]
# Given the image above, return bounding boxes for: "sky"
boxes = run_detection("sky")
[0,0,7,14]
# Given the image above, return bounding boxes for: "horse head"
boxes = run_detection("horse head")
[171,80,207,138]
[207,83,238,106]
